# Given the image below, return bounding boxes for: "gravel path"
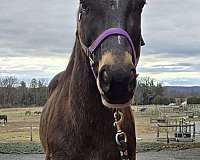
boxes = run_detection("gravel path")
[137,148,200,160]
[1,149,200,160]
[0,154,44,160]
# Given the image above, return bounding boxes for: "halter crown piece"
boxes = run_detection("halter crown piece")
[79,28,138,78]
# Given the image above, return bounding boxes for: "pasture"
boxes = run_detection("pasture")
[0,106,154,144]
[0,107,42,143]
[0,105,200,154]
[1,105,200,143]
[133,104,200,142]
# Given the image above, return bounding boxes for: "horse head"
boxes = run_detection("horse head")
[77,0,146,108]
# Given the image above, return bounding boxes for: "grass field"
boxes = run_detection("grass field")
[0,107,42,143]
[0,107,154,143]
[0,106,200,154]
[1,106,199,143]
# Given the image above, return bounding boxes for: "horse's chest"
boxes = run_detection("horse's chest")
[49,134,120,160]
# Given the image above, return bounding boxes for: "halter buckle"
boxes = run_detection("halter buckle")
[113,111,124,132]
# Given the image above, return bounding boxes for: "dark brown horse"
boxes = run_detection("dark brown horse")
[0,115,7,124]
[40,0,146,159]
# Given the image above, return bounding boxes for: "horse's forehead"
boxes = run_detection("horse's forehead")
[85,0,134,12]
[85,0,133,5]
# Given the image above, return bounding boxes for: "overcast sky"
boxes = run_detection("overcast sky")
[0,0,200,86]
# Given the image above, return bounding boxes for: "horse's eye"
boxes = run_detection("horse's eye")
[80,2,89,14]
[78,0,89,21]
[78,2,89,21]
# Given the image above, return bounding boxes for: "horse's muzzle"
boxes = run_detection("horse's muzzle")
[97,64,137,108]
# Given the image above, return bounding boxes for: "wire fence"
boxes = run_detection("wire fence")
[0,122,40,143]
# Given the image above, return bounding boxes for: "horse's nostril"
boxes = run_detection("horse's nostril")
[99,70,111,93]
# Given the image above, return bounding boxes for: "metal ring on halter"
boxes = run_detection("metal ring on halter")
[114,111,123,121]
[113,111,124,132]
[115,132,128,146]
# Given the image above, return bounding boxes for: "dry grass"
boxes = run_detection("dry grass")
[1,106,197,143]
[0,107,42,143]
[0,107,200,154]
[0,107,156,143]
[133,112,157,142]
[0,107,158,143]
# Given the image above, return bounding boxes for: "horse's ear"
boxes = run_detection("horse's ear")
[141,36,145,46]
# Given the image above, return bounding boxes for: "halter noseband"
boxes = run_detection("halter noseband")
[78,27,138,78]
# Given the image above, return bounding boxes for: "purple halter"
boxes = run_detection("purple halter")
[90,28,137,66]
[79,28,138,67]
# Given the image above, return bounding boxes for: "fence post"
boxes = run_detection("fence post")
[30,125,33,142]
[167,130,169,144]
[193,122,195,140]
[157,124,160,140]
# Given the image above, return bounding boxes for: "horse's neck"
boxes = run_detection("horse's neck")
[60,38,135,158]
[70,39,99,101]
[68,38,114,128]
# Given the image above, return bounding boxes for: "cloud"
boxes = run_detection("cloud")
[161,78,200,87]
[142,0,200,56]
[137,53,200,86]
[0,0,77,57]
[0,0,199,86]
[0,56,69,78]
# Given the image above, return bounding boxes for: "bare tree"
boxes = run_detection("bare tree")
[0,77,18,106]
[0,77,48,107]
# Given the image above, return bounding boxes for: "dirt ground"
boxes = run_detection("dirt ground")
[0,154,44,160]
[137,148,200,160]
[1,148,200,160]
[133,106,200,142]
[134,114,156,142]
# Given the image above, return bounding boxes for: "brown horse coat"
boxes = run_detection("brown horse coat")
[40,36,136,160]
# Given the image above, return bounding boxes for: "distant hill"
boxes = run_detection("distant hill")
[164,86,200,96]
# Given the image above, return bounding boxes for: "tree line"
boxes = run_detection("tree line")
[0,76,199,108]
[0,77,48,107]
[134,77,170,105]
[134,77,200,105]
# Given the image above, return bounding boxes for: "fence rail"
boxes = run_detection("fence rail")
[0,125,40,143]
